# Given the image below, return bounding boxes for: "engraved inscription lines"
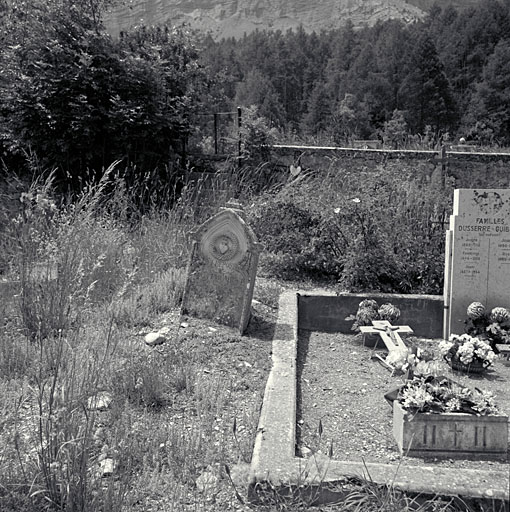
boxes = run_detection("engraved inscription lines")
[449,423,463,447]
[422,424,436,446]
[474,425,487,448]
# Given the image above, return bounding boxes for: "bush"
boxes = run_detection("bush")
[1,0,212,190]
[248,195,345,279]
[248,162,452,294]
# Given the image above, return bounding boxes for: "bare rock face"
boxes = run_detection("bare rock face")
[103,0,426,39]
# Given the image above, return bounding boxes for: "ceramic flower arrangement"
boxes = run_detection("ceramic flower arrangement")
[385,348,418,374]
[464,301,510,351]
[385,344,439,377]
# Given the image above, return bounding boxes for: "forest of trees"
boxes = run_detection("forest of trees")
[1,0,510,188]
[204,0,510,147]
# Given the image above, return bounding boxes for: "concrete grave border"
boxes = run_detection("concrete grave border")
[248,290,509,504]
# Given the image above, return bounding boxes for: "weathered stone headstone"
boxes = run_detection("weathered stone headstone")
[181,202,261,334]
[444,189,510,338]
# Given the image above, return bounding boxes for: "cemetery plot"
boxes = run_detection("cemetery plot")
[296,330,510,469]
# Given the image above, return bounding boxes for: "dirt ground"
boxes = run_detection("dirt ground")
[297,330,510,471]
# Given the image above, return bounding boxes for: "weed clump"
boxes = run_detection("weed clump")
[248,163,452,294]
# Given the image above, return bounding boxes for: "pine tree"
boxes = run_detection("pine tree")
[234,69,285,127]
[462,40,510,145]
[332,93,370,144]
[301,82,331,138]
[398,32,457,136]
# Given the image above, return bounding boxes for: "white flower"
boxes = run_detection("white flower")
[439,340,454,356]
[401,386,434,410]
[445,397,462,412]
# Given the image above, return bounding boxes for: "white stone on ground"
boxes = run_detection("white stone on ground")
[144,332,167,346]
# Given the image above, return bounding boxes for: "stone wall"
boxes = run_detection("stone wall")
[297,291,444,338]
[271,145,510,189]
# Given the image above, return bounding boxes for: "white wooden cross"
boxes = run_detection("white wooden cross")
[359,320,413,352]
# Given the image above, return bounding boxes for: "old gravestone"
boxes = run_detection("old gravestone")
[444,189,510,338]
[181,202,261,334]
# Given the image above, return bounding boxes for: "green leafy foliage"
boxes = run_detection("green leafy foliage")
[462,40,510,144]
[0,0,214,190]
[383,110,408,149]
[249,163,451,294]
[238,105,279,164]
[248,194,345,280]
[205,3,510,146]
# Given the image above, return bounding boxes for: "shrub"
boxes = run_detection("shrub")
[248,162,452,293]
[248,194,345,280]
[1,0,212,189]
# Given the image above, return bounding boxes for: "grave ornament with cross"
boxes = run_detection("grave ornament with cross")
[359,320,413,352]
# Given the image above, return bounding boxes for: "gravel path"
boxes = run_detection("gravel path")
[296,330,510,471]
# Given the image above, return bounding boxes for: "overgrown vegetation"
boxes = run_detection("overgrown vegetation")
[0,0,221,198]
[0,169,271,511]
[0,0,508,509]
[1,166,507,511]
[249,162,451,294]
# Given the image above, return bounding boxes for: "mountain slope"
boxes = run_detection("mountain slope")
[103,0,426,39]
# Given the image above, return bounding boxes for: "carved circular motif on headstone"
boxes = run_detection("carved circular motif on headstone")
[201,228,247,266]
[473,191,506,215]
[197,212,250,266]
[210,232,239,262]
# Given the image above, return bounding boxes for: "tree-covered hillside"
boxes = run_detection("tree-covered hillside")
[1,0,510,190]
[203,0,510,146]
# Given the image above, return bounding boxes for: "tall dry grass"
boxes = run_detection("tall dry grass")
[0,161,269,511]
[1,161,506,512]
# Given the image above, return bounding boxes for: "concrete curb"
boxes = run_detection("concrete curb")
[248,290,510,504]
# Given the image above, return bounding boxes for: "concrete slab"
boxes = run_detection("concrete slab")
[248,290,510,504]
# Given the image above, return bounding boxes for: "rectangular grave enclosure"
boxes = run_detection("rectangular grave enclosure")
[248,290,510,504]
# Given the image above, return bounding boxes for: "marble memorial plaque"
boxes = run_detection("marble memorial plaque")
[444,189,510,337]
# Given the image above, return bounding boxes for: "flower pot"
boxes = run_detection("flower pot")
[393,402,508,460]
[444,355,490,374]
